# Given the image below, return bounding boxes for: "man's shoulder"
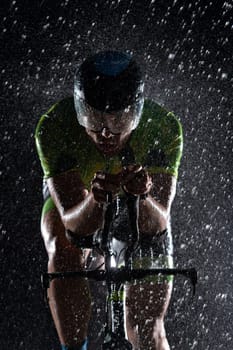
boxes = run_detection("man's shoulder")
[34,96,95,179]
[142,99,182,128]
[49,96,75,116]
[143,99,168,117]
[134,99,182,141]
[37,96,75,123]
[131,99,183,176]
[35,96,77,138]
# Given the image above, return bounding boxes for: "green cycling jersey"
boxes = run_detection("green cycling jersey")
[35,97,183,188]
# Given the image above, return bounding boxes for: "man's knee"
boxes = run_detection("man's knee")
[153,318,166,341]
[152,318,170,350]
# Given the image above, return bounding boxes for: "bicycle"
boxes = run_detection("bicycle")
[41,193,197,349]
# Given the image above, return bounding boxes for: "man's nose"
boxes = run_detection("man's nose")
[101,127,112,138]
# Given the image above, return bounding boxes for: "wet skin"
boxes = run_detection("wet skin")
[42,124,176,349]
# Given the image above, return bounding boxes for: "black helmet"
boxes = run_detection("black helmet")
[74,50,144,133]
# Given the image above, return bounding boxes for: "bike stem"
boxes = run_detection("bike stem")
[101,193,141,342]
[124,193,140,267]
[101,192,114,267]
[101,192,128,339]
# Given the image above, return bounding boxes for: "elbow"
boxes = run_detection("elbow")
[61,215,82,236]
[62,213,100,238]
[61,210,74,233]
[61,211,88,235]
[160,206,171,229]
[156,213,170,232]
[139,199,171,234]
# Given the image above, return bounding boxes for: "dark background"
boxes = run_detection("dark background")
[0,0,232,349]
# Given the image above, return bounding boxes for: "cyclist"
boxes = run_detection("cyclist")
[35,50,183,350]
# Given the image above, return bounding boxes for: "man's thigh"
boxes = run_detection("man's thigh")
[125,280,173,326]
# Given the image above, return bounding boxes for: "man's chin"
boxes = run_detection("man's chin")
[96,143,118,155]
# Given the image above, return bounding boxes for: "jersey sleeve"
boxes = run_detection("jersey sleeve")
[146,112,183,178]
[35,101,78,179]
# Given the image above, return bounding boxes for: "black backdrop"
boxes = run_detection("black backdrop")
[1,0,232,349]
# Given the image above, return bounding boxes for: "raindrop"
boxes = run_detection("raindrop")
[168,53,175,60]
[221,73,228,80]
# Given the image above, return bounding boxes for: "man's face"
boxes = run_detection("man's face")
[86,126,132,156]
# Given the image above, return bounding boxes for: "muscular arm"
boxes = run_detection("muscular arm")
[47,168,176,237]
[138,173,177,234]
[47,170,105,235]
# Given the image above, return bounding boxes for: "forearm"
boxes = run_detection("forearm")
[138,195,170,234]
[62,192,105,235]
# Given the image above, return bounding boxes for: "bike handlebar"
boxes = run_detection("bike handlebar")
[42,267,197,295]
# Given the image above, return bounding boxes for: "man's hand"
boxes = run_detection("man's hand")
[121,165,153,196]
[91,171,122,204]
[91,165,152,203]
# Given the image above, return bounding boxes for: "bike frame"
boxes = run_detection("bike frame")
[41,194,197,349]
